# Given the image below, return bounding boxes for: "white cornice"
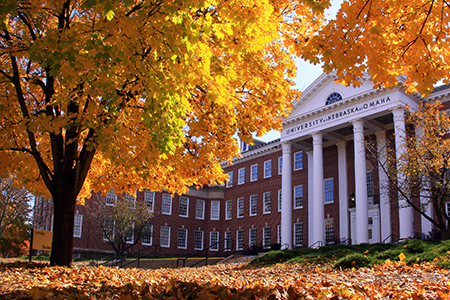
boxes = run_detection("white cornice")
[221,142,281,167]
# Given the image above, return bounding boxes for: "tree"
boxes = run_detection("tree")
[89,191,154,256]
[302,0,450,96]
[0,0,327,266]
[371,102,450,240]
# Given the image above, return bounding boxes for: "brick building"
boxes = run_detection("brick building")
[33,73,450,257]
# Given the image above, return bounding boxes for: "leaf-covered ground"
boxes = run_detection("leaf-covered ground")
[1,260,450,299]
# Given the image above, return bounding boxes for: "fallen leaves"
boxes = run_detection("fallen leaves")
[0,260,449,299]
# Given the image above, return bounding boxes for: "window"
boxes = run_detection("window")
[263,192,271,214]
[249,228,257,247]
[126,193,136,209]
[224,231,232,250]
[250,195,257,216]
[142,224,153,245]
[278,157,283,175]
[160,226,171,247]
[106,190,117,206]
[179,197,189,217]
[294,223,303,246]
[324,178,334,204]
[251,164,258,182]
[238,167,245,185]
[277,225,281,244]
[237,230,244,250]
[126,223,134,244]
[326,92,343,105]
[294,152,303,171]
[162,194,172,215]
[294,185,303,209]
[226,171,233,188]
[325,218,334,244]
[237,197,244,218]
[278,189,282,212]
[194,230,204,250]
[263,227,271,249]
[367,170,374,205]
[225,200,232,220]
[210,231,219,250]
[144,190,155,212]
[264,160,272,178]
[211,201,220,220]
[73,214,83,238]
[177,228,188,249]
[103,219,115,241]
[196,199,205,219]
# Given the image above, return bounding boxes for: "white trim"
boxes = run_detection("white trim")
[177,228,188,249]
[195,199,205,220]
[263,191,271,214]
[179,196,189,217]
[225,199,232,220]
[73,214,83,238]
[237,197,244,218]
[294,151,303,171]
[160,226,171,247]
[194,230,204,250]
[250,164,258,182]
[238,167,245,185]
[264,160,272,178]
[162,194,172,215]
[249,194,257,216]
[211,200,220,220]
[141,224,153,245]
[226,171,233,188]
[144,190,155,212]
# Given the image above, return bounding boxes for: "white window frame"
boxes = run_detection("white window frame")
[211,201,220,220]
[277,225,281,244]
[224,231,232,250]
[141,224,153,245]
[226,171,233,188]
[325,218,334,244]
[210,231,219,251]
[103,219,115,241]
[264,160,272,178]
[106,190,117,206]
[238,167,245,185]
[194,230,204,250]
[73,214,83,238]
[179,196,189,217]
[278,189,282,212]
[250,164,258,182]
[160,226,171,247]
[324,178,334,204]
[177,228,188,249]
[294,222,303,247]
[225,200,232,220]
[367,170,374,205]
[294,185,303,209]
[126,222,135,244]
[294,151,303,171]
[236,229,244,250]
[196,199,205,220]
[249,194,257,216]
[144,190,155,212]
[278,156,283,175]
[162,194,172,215]
[249,228,257,247]
[263,191,271,214]
[237,197,244,218]
[263,226,271,249]
[126,193,136,209]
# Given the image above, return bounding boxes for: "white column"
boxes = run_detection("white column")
[337,141,349,242]
[376,130,391,243]
[392,107,414,239]
[281,142,292,248]
[353,119,369,244]
[312,132,325,247]
[415,126,433,235]
[307,150,314,246]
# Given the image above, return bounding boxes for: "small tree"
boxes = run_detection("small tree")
[89,192,153,256]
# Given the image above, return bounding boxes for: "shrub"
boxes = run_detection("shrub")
[333,253,372,269]
[402,239,424,254]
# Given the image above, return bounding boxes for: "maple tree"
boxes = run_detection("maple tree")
[302,0,450,96]
[0,0,326,266]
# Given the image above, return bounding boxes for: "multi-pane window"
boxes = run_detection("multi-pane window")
[144,190,155,212]
[251,164,258,182]
[237,197,244,218]
[177,228,188,249]
[236,229,244,250]
[324,178,334,204]
[325,218,334,244]
[142,224,153,245]
[210,231,219,250]
[294,222,303,246]
[162,194,172,215]
[249,228,257,247]
[126,223,134,244]
[238,167,245,185]
[294,185,303,209]
[263,192,271,214]
[224,231,232,250]
[194,230,204,250]
[196,199,205,219]
[225,200,232,220]
[179,197,189,217]
[294,151,303,170]
[264,160,272,178]
[106,190,117,206]
[226,171,233,188]
[278,157,283,174]
[250,195,257,216]
[160,226,171,247]
[73,214,83,238]
[263,226,271,249]
[211,201,220,220]
[278,189,282,212]
[126,193,136,209]
[103,219,115,241]
[367,170,374,205]
[277,225,281,244]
